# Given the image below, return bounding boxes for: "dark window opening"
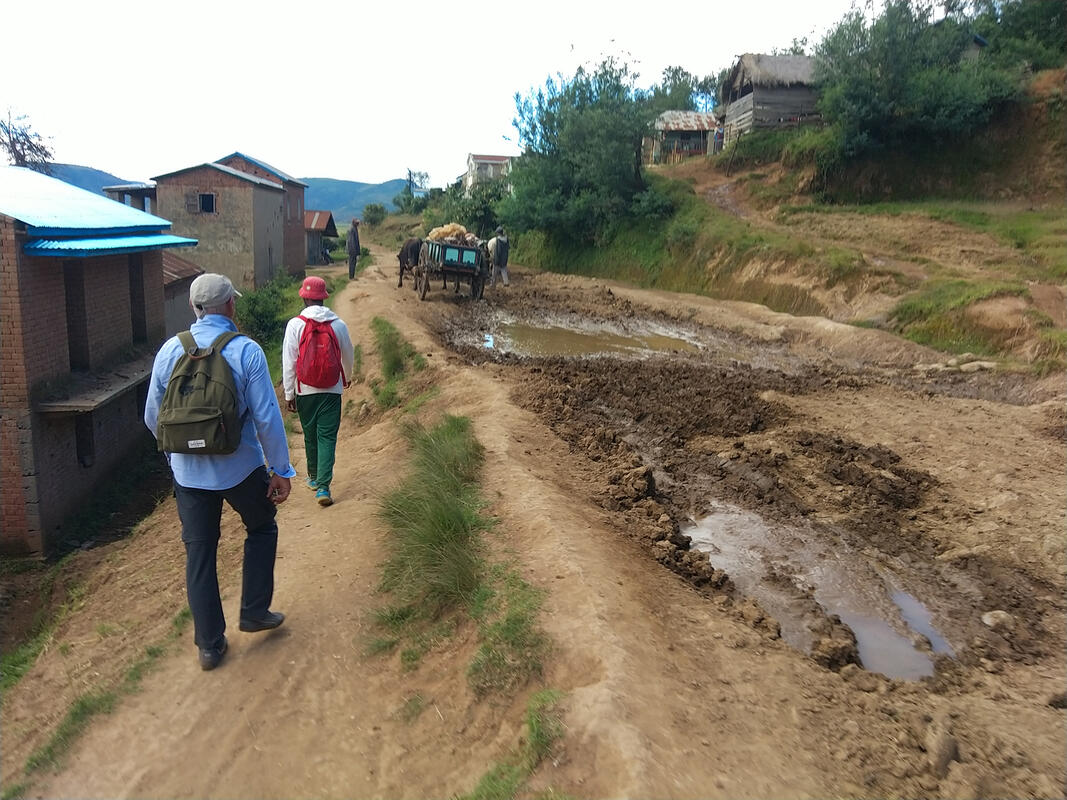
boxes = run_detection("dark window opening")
[128,254,147,344]
[63,261,90,371]
[198,193,216,213]
[75,413,95,468]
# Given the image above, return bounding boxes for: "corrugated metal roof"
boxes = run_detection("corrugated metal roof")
[304,209,337,235]
[0,166,173,236]
[217,152,308,187]
[162,250,204,285]
[654,111,720,132]
[101,182,156,193]
[152,162,284,190]
[23,233,197,258]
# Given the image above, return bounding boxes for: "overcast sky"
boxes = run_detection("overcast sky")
[2,0,863,189]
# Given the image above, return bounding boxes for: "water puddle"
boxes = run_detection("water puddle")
[685,501,954,680]
[482,321,699,358]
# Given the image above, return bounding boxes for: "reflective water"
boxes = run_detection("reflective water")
[482,322,699,358]
[685,501,954,680]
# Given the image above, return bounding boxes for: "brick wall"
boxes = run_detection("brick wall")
[0,217,169,554]
[216,155,305,275]
[157,167,267,290]
[34,393,150,545]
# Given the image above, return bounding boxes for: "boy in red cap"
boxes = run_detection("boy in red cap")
[281,276,355,506]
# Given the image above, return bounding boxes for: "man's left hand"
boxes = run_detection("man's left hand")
[268,474,291,505]
[286,398,297,413]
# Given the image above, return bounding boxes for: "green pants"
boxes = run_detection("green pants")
[297,393,341,488]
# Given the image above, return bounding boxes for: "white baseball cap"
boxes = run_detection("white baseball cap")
[189,273,241,310]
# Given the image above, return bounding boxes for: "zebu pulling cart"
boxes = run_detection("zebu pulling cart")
[414,238,487,301]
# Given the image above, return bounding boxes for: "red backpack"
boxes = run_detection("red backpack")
[296,316,346,390]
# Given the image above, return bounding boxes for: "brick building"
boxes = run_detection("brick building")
[215,152,306,276]
[153,162,285,291]
[0,166,196,556]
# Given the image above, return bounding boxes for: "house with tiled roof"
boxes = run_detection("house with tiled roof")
[0,166,196,555]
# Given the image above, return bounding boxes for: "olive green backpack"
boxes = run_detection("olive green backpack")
[156,331,244,455]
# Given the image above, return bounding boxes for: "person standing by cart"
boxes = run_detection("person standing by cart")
[346,219,361,280]
[487,226,510,288]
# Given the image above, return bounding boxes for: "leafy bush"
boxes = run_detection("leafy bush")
[362,203,386,226]
[815,0,1022,161]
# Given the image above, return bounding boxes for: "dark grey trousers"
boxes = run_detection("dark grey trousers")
[173,467,278,650]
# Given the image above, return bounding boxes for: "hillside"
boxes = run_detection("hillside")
[49,163,128,195]
[302,176,405,221]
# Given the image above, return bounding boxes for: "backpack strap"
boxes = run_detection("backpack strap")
[176,330,243,359]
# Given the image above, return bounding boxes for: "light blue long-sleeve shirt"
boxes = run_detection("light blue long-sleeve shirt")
[144,314,296,490]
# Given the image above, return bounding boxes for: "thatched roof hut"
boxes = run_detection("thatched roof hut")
[720,54,819,147]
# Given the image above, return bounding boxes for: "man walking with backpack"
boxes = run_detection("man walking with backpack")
[145,273,296,671]
[282,276,355,507]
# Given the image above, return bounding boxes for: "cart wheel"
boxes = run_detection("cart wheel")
[418,269,429,301]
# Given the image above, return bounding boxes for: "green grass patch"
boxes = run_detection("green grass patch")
[889,279,1028,354]
[371,415,549,694]
[1,782,30,800]
[456,690,566,800]
[468,566,547,697]
[24,689,118,772]
[378,417,488,614]
[397,693,427,723]
[369,317,425,410]
[780,200,1066,280]
[1,555,75,693]
[17,605,192,783]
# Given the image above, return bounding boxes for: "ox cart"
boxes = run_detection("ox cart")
[413,239,487,301]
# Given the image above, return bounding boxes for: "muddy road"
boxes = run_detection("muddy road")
[4,250,1064,800]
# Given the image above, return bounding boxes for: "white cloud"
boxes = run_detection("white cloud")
[1,0,858,188]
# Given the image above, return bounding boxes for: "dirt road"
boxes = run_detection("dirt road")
[3,242,1064,799]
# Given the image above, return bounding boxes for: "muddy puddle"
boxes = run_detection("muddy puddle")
[685,502,956,679]
[477,318,700,358]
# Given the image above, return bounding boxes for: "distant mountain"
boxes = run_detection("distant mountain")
[49,163,128,195]
[302,177,406,222]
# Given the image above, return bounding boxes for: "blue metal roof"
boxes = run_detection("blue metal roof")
[23,233,196,258]
[0,166,174,236]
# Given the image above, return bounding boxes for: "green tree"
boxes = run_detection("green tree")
[647,66,716,114]
[0,111,52,173]
[815,0,1021,158]
[362,203,386,226]
[500,57,653,245]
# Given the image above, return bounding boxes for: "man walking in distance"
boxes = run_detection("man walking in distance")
[347,218,361,279]
[282,276,355,508]
[144,273,295,671]
[487,225,510,288]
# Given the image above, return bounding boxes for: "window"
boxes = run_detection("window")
[198,193,216,213]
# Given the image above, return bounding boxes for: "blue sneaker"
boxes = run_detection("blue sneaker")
[305,477,317,491]
[316,487,333,507]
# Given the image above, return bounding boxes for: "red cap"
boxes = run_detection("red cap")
[299,276,329,300]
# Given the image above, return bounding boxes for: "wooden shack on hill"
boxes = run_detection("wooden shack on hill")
[720,54,819,147]
[644,111,720,165]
